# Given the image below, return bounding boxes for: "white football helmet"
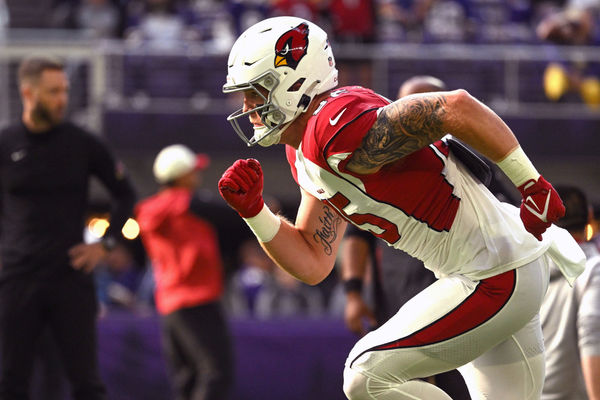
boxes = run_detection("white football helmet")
[223,16,338,147]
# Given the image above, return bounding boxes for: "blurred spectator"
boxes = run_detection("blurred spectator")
[397,74,446,97]
[0,0,8,40]
[540,185,600,400]
[75,0,122,39]
[470,0,535,43]
[125,0,201,50]
[537,2,599,45]
[31,330,67,400]
[50,0,122,38]
[328,0,377,43]
[591,204,600,249]
[423,0,472,42]
[136,144,233,400]
[376,0,429,43]
[225,0,271,37]
[537,0,600,107]
[377,0,535,44]
[226,239,276,317]
[271,0,324,23]
[191,0,236,50]
[254,250,325,319]
[131,268,156,313]
[0,55,136,399]
[94,241,145,314]
[228,239,325,319]
[326,0,377,88]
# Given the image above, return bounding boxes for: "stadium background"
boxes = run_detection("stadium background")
[0,0,598,399]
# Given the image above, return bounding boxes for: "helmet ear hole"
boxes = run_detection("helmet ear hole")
[287,78,305,92]
[297,94,311,109]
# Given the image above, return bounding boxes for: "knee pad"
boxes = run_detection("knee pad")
[343,366,371,400]
[343,367,452,400]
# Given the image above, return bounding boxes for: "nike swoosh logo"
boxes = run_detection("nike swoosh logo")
[329,108,347,126]
[11,150,26,162]
[524,191,551,222]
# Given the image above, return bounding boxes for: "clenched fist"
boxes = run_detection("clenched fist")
[218,159,265,218]
[517,175,565,241]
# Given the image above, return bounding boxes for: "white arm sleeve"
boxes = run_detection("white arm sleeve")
[578,258,600,357]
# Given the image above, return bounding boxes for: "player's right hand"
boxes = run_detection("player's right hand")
[344,292,378,337]
[218,159,265,218]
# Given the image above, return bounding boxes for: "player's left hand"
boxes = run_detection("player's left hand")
[68,242,108,273]
[517,175,565,241]
[344,292,378,337]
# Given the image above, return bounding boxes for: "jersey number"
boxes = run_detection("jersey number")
[328,192,401,244]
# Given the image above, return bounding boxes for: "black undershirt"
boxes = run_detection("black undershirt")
[0,121,136,281]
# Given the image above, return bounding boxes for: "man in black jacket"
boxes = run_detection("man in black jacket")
[0,56,137,399]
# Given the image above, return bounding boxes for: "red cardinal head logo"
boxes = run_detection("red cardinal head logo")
[274,23,309,70]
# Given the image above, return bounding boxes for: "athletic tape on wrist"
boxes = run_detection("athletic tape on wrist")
[243,204,281,243]
[343,278,364,294]
[496,146,540,187]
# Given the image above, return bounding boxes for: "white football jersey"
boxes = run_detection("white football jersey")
[286,86,550,280]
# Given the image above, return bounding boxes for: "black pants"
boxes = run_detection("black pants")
[161,302,234,400]
[0,275,106,400]
[31,328,67,400]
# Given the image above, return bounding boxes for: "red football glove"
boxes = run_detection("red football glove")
[517,175,565,241]
[218,159,265,218]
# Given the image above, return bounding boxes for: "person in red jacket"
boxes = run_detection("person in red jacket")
[136,144,233,400]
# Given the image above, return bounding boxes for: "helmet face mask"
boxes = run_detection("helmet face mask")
[224,71,287,147]
[223,16,338,147]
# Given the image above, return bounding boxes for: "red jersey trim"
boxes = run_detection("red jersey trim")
[349,269,517,367]
[288,87,460,237]
[323,107,380,176]
[325,144,460,234]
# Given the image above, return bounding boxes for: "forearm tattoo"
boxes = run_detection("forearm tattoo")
[347,94,448,171]
[312,205,342,255]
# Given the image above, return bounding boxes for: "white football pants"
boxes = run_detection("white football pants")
[343,255,551,400]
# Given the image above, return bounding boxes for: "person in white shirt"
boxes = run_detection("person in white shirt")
[541,185,600,400]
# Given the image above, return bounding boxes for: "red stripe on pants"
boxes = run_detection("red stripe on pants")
[373,270,516,350]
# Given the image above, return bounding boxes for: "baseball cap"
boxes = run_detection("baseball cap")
[153,144,210,184]
[554,185,589,232]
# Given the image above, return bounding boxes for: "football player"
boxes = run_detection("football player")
[218,16,586,400]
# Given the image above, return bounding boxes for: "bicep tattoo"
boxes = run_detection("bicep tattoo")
[312,205,342,255]
[347,94,448,172]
